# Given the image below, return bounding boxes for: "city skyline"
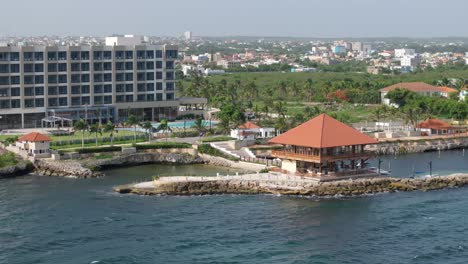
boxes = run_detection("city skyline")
[1,0,468,38]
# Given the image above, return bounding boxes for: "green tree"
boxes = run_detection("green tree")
[103,121,116,146]
[89,124,102,147]
[73,119,88,148]
[193,117,206,135]
[127,115,139,143]
[141,121,154,142]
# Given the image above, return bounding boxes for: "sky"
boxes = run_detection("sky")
[1,0,467,38]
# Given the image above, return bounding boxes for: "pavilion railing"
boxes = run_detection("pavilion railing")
[272,150,375,162]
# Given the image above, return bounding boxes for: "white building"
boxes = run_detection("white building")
[16,132,51,158]
[401,55,421,67]
[105,35,142,46]
[230,121,276,140]
[184,31,192,41]
[395,48,416,58]
[460,89,467,101]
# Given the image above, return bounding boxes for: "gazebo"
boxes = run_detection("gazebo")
[269,114,379,178]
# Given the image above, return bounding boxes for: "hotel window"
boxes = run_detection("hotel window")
[156,93,163,101]
[48,98,58,107]
[34,52,44,61]
[0,76,8,85]
[48,75,58,84]
[94,62,102,71]
[25,87,34,96]
[137,73,145,81]
[125,51,133,59]
[103,51,112,60]
[81,51,90,60]
[0,64,8,73]
[24,64,34,73]
[116,84,124,93]
[81,96,90,105]
[58,63,67,72]
[103,84,112,93]
[10,52,19,61]
[71,63,80,72]
[146,72,154,81]
[156,61,162,69]
[137,51,145,59]
[35,75,44,84]
[11,88,20,96]
[48,86,58,95]
[156,50,162,58]
[58,86,67,95]
[103,95,112,104]
[58,52,67,60]
[116,95,124,103]
[125,84,133,92]
[137,94,146,102]
[103,73,112,82]
[81,63,90,71]
[0,88,8,97]
[166,50,178,59]
[137,62,145,70]
[147,83,154,91]
[146,94,154,101]
[166,82,174,91]
[24,99,34,108]
[103,62,112,71]
[156,82,163,90]
[116,62,124,70]
[59,97,68,106]
[58,74,67,84]
[71,74,81,83]
[93,51,102,60]
[146,51,154,59]
[0,100,10,109]
[11,76,20,85]
[71,51,80,60]
[146,61,154,70]
[10,64,19,73]
[35,87,44,96]
[71,86,81,94]
[137,83,146,92]
[48,52,57,61]
[125,73,133,81]
[115,51,124,59]
[81,74,90,83]
[166,61,174,69]
[81,85,90,94]
[71,97,80,106]
[125,62,133,70]
[94,96,103,105]
[94,74,103,83]
[34,64,44,72]
[166,72,173,80]
[11,99,20,108]
[48,63,58,72]
[156,72,162,80]
[24,52,33,61]
[166,93,174,100]
[24,75,34,85]
[125,95,133,102]
[116,73,124,82]
[94,85,103,94]
[35,98,44,107]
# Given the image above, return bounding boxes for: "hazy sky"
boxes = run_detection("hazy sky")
[1,0,467,37]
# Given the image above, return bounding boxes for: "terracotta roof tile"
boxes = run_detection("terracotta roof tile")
[239,121,261,129]
[17,132,52,142]
[380,82,443,93]
[269,114,378,148]
[417,118,451,129]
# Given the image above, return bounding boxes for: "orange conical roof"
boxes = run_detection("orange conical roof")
[17,132,52,142]
[269,114,377,148]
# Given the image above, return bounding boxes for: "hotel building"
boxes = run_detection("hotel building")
[0,36,205,129]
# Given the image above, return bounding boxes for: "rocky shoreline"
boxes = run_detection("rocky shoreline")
[0,160,34,179]
[115,173,468,197]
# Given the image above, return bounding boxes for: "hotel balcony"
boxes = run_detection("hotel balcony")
[272,150,375,163]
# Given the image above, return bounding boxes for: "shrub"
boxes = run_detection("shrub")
[135,142,192,150]
[0,152,18,168]
[77,146,122,154]
[198,144,239,161]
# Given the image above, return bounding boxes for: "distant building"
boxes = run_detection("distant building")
[380,82,458,105]
[216,60,241,69]
[352,42,363,52]
[362,44,372,53]
[394,48,416,58]
[184,31,192,41]
[417,118,467,136]
[231,122,276,141]
[367,66,381,75]
[333,45,347,54]
[105,35,142,46]
[400,55,421,67]
[16,132,52,158]
[459,89,467,101]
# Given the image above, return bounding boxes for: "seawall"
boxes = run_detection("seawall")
[115,173,468,197]
[371,136,468,155]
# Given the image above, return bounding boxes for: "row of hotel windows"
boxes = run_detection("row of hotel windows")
[0,72,174,85]
[0,50,177,61]
[0,93,175,109]
[0,83,174,97]
[0,61,174,74]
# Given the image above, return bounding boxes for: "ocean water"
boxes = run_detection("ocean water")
[0,151,467,264]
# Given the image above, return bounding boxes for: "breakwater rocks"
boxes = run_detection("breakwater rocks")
[35,159,102,178]
[371,137,468,155]
[115,173,468,197]
[0,160,34,179]
[82,152,204,170]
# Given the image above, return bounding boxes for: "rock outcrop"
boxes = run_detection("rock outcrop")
[0,160,34,178]
[370,137,468,155]
[34,159,102,178]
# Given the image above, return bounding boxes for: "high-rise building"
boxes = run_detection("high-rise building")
[0,36,187,129]
[351,42,363,52]
[184,31,192,41]
[394,48,416,58]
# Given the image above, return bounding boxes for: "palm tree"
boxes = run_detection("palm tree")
[193,117,205,136]
[103,121,116,146]
[89,123,102,147]
[141,121,154,142]
[273,101,286,119]
[73,119,88,148]
[127,115,139,143]
[157,119,172,142]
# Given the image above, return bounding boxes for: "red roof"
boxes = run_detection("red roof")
[269,114,378,148]
[438,86,458,93]
[417,118,451,129]
[18,132,52,142]
[239,121,261,129]
[380,82,443,93]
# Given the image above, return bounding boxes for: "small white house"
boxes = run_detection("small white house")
[230,122,276,140]
[16,132,52,158]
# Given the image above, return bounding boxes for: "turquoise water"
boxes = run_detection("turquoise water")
[152,120,218,129]
[0,151,468,264]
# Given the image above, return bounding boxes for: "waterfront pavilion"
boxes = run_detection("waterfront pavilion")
[269,114,379,179]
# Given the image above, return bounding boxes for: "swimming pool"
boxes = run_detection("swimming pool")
[152,120,218,129]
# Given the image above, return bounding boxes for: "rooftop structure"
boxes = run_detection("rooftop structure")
[18,132,52,142]
[417,118,467,136]
[380,82,458,105]
[231,121,276,140]
[16,132,52,158]
[270,114,378,179]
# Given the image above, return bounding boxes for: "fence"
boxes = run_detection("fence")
[239,156,281,167]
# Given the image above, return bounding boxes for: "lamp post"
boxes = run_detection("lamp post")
[429,161,432,177]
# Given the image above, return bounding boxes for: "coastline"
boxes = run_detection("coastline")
[115,173,468,197]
